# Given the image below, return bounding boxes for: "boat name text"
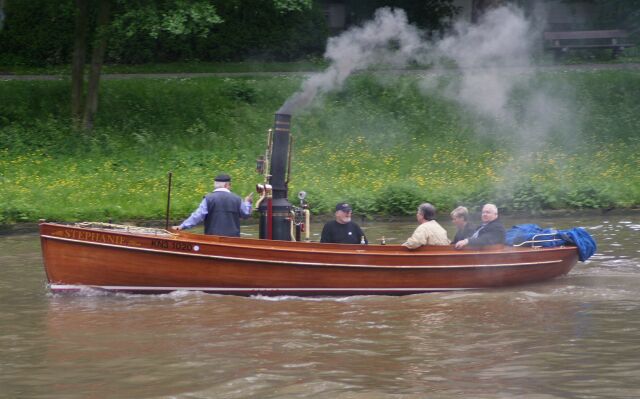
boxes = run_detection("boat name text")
[64,230,127,245]
[151,239,194,251]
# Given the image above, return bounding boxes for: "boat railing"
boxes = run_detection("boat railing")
[513,232,564,248]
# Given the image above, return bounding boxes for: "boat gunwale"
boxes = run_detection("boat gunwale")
[39,222,578,259]
[41,232,571,269]
[39,222,580,295]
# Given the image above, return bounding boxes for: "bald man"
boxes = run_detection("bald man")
[454,203,505,249]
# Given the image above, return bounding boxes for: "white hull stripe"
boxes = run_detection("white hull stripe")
[42,235,564,269]
[50,284,471,292]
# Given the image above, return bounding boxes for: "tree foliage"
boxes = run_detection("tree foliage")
[272,0,312,13]
[110,0,223,39]
[558,0,640,32]
[0,0,321,131]
[590,0,640,33]
[0,0,322,65]
[344,0,460,34]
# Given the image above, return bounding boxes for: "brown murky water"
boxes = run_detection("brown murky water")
[1,214,639,398]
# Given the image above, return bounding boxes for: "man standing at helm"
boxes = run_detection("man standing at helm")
[455,203,505,249]
[174,173,253,237]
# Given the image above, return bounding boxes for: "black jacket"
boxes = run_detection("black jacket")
[468,219,505,246]
[320,220,367,244]
[452,222,476,244]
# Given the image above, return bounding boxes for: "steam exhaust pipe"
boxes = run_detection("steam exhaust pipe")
[258,113,293,240]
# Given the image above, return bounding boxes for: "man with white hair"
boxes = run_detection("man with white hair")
[174,173,253,237]
[454,203,505,249]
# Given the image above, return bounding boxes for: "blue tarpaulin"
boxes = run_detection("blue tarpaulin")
[505,224,597,261]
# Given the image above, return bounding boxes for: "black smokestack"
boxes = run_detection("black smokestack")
[258,112,293,240]
[270,113,291,200]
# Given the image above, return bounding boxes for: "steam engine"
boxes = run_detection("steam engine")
[255,113,309,241]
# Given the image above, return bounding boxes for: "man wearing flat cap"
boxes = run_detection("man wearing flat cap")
[320,202,368,244]
[174,173,253,237]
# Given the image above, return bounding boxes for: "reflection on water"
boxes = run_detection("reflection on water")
[0,214,639,398]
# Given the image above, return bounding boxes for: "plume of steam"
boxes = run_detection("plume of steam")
[438,6,533,69]
[426,5,579,198]
[430,5,536,124]
[429,5,577,154]
[279,7,426,114]
[280,5,539,123]
[280,4,580,205]
[283,4,572,154]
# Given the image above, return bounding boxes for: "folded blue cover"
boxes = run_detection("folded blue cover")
[505,224,597,261]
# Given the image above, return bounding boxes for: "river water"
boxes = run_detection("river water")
[1,214,639,398]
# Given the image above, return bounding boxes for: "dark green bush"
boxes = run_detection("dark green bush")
[373,183,424,215]
[563,186,616,210]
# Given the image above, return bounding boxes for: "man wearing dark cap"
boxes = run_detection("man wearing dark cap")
[174,173,253,237]
[320,202,368,244]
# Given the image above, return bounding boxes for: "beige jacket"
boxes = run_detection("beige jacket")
[402,220,450,249]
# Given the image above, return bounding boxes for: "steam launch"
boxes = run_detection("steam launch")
[37,106,583,294]
[37,103,588,295]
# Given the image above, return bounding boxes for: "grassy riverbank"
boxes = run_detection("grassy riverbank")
[1,69,639,224]
[0,60,328,76]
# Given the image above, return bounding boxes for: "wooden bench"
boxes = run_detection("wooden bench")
[543,30,634,59]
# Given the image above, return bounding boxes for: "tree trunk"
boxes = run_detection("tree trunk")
[82,0,110,132]
[0,0,5,32]
[71,0,89,127]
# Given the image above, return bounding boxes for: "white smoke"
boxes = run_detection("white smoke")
[429,5,578,154]
[428,6,537,127]
[437,5,533,68]
[282,6,541,121]
[279,7,427,114]
[283,5,573,152]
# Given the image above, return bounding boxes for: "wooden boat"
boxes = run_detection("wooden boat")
[39,221,580,296]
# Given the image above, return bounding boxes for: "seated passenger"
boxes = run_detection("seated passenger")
[450,206,476,244]
[454,203,505,249]
[402,203,450,249]
[321,202,368,244]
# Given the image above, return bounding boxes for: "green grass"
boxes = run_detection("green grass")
[0,60,329,75]
[1,49,639,75]
[1,69,639,224]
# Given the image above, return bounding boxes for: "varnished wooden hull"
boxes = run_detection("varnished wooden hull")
[39,222,580,295]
